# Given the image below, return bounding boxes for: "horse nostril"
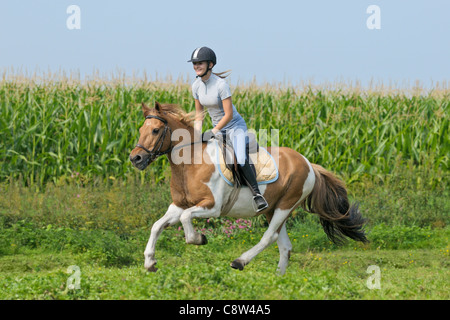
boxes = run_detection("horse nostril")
[135,155,142,163]
[130,154,142,164]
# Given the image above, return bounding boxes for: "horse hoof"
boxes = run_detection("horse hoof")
[230,259,245,271]
[145,263,158,272]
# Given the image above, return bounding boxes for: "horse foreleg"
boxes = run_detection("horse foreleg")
[231,208,291,271]
[180,204,218,245]
[276,223,292,275]
[144,204,184,272]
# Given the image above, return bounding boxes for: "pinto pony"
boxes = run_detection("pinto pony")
[130,102,368,274]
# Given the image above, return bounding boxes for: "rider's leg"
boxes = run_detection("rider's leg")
[232,129,269,212]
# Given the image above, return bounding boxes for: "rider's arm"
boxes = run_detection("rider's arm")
[194,99,204,134]
[212,97,233,134]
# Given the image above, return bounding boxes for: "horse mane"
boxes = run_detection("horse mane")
[150,103,196,128]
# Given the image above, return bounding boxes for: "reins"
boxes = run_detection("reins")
[134,113,245,216]
[135,115,203,160]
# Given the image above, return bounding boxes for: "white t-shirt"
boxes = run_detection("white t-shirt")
[192,74,247,131]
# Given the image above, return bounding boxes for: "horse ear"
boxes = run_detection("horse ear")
[142,103,151,117]
[155,101,162,113]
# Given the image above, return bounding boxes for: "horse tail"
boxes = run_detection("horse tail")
[301,163,369,245]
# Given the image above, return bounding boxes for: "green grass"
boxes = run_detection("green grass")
[0,229,448,300]
[0,176,448,300]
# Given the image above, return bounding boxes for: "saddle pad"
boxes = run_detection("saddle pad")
[214,140,279,187]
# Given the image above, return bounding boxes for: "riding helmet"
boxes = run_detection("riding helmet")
[187,47,217,66]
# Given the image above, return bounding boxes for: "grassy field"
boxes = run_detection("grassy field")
[1,242,448,300]
[0,76,449,300]
[0,176,448,300]
[0,202,448,300]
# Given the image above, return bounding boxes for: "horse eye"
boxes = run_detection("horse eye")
[152,128,160,135]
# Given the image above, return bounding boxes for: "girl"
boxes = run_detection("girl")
[188,46,268,212]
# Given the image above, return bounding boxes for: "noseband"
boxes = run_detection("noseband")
[135,115,173,161]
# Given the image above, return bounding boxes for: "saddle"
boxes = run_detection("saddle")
[212,135,279,216]
[214,133,278,187]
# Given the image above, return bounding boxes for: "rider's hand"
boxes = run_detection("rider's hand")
[202,130,216,141]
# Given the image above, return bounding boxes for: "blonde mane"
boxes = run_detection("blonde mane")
[152,103,196,128]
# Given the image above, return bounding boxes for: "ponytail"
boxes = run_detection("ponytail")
[213,70,232,79]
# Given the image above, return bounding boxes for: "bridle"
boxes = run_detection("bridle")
[134,114,204,165]
[135,115,173,162]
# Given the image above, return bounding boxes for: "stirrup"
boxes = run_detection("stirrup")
[252,194,269,213]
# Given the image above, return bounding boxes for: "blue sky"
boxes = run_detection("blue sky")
[0,0,449,87]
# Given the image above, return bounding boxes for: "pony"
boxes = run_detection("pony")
[129,102,368,274]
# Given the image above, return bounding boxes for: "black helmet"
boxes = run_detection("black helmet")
[188,47,217,66]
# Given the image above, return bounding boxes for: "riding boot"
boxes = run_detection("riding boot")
[239,160,269,212]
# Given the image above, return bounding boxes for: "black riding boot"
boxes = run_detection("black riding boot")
[239,160,269,212]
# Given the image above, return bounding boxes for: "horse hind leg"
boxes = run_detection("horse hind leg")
[231,208,291,271]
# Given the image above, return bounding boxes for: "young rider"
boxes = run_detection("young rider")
[188,46,268,212]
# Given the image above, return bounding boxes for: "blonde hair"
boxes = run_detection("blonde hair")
[213,70,232,79]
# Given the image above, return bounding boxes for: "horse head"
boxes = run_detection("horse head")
[129,102,173,170]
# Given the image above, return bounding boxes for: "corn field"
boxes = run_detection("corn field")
[0,76,448,187]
